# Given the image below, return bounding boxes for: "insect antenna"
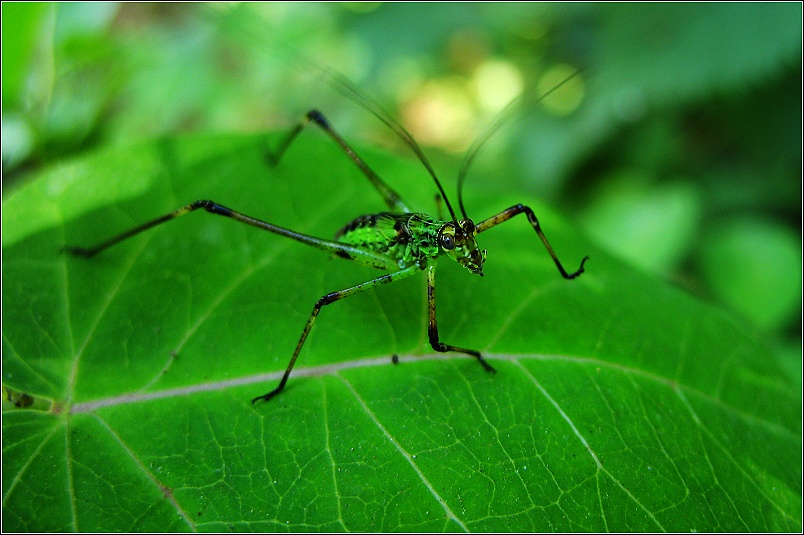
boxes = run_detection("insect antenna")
[326,72,458,222]
[222,9,459,220]
[456,67,586,220]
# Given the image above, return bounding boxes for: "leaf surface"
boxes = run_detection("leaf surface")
[2,133,800,532]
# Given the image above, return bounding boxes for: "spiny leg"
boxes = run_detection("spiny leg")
[63,200,398,270]
[266,109,412,213]
[475,204,589,279]
[61,200,302,258]
[426,264,496,373]
[62,203,201,258]
[252,265,421,404]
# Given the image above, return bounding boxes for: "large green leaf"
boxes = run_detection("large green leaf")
[2,133,800,532]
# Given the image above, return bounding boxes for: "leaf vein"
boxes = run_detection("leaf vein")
[91,413,197,531]
[336,373,470,532]
[513,359,666,531]
[1,420,64,507]
[676,388,798,527]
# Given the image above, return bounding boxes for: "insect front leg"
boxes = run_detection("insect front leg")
[426,264,496,374]
[475,204,589,279]
[252,265,421,404]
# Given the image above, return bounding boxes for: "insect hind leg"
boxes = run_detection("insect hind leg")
[266,109,412,213]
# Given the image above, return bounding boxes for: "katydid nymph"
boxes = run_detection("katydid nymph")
[63,69,589,404]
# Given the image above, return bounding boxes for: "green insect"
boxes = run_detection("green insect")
[63,71,589,404]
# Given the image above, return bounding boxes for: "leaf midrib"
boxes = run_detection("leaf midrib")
[65,352,798,440]
[10,350,798,533]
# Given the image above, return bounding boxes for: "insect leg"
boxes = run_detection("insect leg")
[434,193,445,220]
[475,204,589,279]
[63,200,398,270]
[267,109,412,213]
[426,264,496,373]
[252,265,421,404]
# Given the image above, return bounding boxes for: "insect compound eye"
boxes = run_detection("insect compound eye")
[440,234,455,250]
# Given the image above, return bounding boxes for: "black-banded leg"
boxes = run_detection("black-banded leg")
[61,201,242,258]
[475,204,589,279]
[63,200,399,271]
[426,264,496,374]
[266,109,412,213]
[251,265,422,404]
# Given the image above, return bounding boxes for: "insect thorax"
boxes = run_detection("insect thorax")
[335,213,444,269]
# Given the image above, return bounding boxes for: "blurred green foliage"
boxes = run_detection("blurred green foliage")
[3,3,801,375]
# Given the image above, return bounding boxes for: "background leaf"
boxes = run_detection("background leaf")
[3,132,800,531]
